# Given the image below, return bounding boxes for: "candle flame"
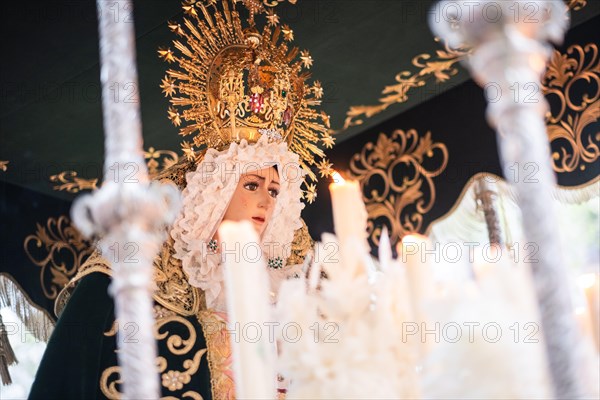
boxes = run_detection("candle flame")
[331,171,345,184]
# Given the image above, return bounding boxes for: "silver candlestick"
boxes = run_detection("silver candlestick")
[71,1,180,399]
[431,1,588,398]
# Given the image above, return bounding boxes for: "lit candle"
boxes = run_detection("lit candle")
[219,221,277,399]
[329,171,368,249]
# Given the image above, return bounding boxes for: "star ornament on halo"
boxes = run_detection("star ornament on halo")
[266,9,280,26]
[312,81,324,99]
[305,184,317,203]
[160,77,177,97]
[181,141,195,160]
[157,47,175,63]
[317,160,334,178]
[300,50,313,69]
[167,107,182,126]
[321,133,335,148]
[281,24,294,41]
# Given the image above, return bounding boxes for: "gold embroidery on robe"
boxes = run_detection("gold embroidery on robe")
[59,164,313,399]
[100,304,206,400]
[197,310,235,400]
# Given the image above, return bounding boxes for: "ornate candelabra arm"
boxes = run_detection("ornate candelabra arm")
[431,1,589,398]
[70,1,180,399]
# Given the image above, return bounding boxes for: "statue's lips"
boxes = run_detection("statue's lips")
[252,216,265,224]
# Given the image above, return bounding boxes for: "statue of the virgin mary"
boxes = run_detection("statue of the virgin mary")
[29,1,333,398]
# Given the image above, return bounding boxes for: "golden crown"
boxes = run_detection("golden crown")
[158,0,334,202]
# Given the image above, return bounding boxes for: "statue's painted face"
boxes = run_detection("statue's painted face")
[223,166,280,236]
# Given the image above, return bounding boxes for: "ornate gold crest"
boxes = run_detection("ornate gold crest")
[23,216,94,300]
[349,129,449,245]
[543,43,599,174]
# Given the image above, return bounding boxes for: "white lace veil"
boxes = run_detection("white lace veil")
[170,135,306,309]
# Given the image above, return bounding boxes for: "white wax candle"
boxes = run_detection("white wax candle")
[329,172,368,249]
[399,234,434,310]
[219,221,277,399]
[398,234,435,359]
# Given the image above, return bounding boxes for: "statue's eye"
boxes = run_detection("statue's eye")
[243,182,259,191]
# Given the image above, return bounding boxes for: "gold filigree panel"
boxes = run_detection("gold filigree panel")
[50,171,98,193]
[349,129,448,245]
[543,43,599,173]
[343,40,470,130]
[341,1,589,131]
[101,305,206,399]
[50,147,180,193]
[23,216,93,300]
[145,147,179,176]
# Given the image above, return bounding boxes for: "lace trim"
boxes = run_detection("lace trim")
[170,135,305,307]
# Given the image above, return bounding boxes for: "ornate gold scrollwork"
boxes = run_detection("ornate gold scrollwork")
[343,40,470,130]
[342,1,589,132]
[50,171,98,193]
[349,129,448,245]
[23,216,93,300]
[50,147,180,193]
[543,43,599,174]
[144,147,180,177]
[100,305,206,399]
[99,366,123,400]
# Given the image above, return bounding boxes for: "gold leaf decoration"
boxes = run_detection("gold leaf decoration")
[144,147,180,177]
[23,216,93,300]
[343,40,470,130]
[0,161,8,172]
[349,129,448,245]
[50,148,181,193]
[101,305,206,399]
[542,43,600,173]
[341,1,588,131]
[50,171,98,193]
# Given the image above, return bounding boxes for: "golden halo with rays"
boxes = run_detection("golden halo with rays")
[158,0,334,202]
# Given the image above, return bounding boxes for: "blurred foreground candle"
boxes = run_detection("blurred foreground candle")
[329,171,368,248]
[574,307,593,346]
[399,234,434,310]
[219,221,277,399]
[578,273,600,351]
[398,234,434,358]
